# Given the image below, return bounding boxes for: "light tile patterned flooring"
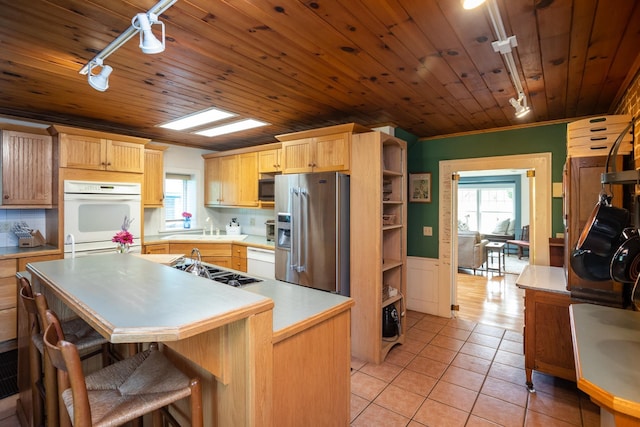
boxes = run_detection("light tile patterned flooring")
[350,311,600,427]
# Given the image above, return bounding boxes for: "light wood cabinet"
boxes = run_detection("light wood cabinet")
[280,132,350,174]
[231,244,247,272]
[565,156,625,302]
[169,243,233,268]
[142,243,170,254]
[258,148,281,173]
[237,152,258,207]
[523,288,576,391]
[350,131,407,363]
[143,144,167,207]
[52,125,147,173]
[204,157,222,205]
[1,129,53,206]
[0,259,17,342]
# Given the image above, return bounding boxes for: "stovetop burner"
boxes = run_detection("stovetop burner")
[173,261,262,287]
[212,273,262,287]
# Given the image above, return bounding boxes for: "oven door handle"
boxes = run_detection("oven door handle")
[64,193,141,201]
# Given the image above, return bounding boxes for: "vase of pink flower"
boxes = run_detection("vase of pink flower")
[182,212,192,229]
[113,216,134,253]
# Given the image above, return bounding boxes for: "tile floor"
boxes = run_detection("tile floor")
[350,311,600,427]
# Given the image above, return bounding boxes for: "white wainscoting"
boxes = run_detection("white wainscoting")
[406,256,441,315]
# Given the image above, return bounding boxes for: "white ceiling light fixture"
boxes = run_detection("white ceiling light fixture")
[159,108,236,131]
[195,119,269,137]
[132,12,165,54]
[87,59,113,92]
[465,0,531,118]
[79,0,177,91]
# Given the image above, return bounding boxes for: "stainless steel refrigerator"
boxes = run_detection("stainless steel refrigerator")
[275,172,350,296]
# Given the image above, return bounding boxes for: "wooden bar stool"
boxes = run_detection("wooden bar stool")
[19,277,109,427]
[43,309,203,427]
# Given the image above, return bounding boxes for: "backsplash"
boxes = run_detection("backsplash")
[0,209,46,247]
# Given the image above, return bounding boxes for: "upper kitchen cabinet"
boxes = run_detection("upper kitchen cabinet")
[204,155,239,206]
[143,144,168,208]
[237,152,258,206]
[50,125,147,173]
[1,126,53,207]
[258,148,282,173]
[276,123,370,174]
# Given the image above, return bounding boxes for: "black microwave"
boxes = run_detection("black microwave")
[258,178,275,201]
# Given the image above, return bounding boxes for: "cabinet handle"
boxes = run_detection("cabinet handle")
[3,195,8,199]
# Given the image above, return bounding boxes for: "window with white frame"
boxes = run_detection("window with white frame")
[458,183,515,233]
[164,173,197,228]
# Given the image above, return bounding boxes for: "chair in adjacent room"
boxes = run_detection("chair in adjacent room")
[19,276,109,427]
[506,225,530,259]
[43,309,204,427]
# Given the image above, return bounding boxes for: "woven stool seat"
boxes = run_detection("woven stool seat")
[44,310,203,427]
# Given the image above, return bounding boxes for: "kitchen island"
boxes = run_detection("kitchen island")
[18,254,353,426]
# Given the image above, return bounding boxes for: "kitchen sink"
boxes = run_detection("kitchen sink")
[161,234,248,241]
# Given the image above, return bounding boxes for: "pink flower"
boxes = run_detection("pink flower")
[112,230,134,245]
[182,212,192,218]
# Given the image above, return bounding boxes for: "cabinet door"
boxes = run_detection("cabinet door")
[567,156,623,293]
[143,148,164,207]
[313,132,350,172]
[143,243,169,254]
[59,133,105,170]
[237,152,258,206]
[220,155,238,205]
[106,139,145,173]
[281,139,314,174]
[1,130,53,205]
[258,149,281,173]
[205,157,222,205]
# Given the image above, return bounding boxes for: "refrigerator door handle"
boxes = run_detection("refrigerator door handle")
[297,188,307,272]
[290,187,299,270]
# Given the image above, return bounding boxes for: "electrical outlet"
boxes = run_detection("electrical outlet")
[249,217,256,226]
[0,221,10,233]
[423,226,433,236]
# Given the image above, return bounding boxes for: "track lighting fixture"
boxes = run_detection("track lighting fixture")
[509,94,531,118]
[132,12,165,54]
[79,0,177,91]
[464,0,531,118]
[87,59,112,92]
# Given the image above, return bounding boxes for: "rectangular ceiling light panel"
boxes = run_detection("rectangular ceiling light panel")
[159,107,235,131]
[195,119,269,137]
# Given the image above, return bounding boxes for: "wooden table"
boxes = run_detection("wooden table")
[570,303,640,426]
[23,254,275,426]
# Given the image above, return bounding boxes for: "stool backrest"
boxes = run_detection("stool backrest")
[521,225,530,242]
[43,309,93,425]
[18,277,50,333]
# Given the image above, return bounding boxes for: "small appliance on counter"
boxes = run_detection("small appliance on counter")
[265,220,275,242]
[226,218,241,235]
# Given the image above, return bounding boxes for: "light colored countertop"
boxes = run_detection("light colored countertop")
[0,244,60,260]
[515,264,569,294]
[26,254,274,343]
[26,253,352,340]
[570,303,640,421]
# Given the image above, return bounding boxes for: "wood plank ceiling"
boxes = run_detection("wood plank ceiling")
[0,0,639,151]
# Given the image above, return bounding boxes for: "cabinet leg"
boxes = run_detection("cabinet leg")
[525,368,535,393]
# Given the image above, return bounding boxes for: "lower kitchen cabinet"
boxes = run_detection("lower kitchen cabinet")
[142,243,170,254]
[0,259,17,342]
[169,242,233,268]
[231,244,247,272]
[523,288,576,391]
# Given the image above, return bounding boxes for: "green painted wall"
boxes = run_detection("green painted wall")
[402,123,567,258]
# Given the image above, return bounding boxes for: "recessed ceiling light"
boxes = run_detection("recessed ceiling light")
[159,108,235,131]
[195,119,269,137]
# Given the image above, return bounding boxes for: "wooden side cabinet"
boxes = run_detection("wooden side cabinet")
[142,243,170,254]
[280,132,350,174]
[1,128,53,206]
[523,288,576,391]
[258,148,281,173]
[232,244,247,272]
[143,144,168,207]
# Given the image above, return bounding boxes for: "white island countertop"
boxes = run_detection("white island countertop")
[27,254,274,343]
[515,264,569,294]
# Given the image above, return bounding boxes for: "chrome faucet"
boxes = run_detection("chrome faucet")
[185,247,210,279]
[65,233,75,258]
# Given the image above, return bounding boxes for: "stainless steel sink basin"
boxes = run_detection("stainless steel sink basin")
[161,234,248,241]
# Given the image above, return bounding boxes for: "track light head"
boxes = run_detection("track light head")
[509,94,531,118]
[87,60,113,92]
[133,12,165,54]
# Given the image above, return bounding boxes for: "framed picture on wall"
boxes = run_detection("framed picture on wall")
[409,173,431,203]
